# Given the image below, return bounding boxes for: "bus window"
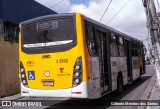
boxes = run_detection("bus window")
[118,36,124,45]
[138,48,141,56]
[85,23,97,56]
[131,41,141,56]
[110,44,118,56]
[23,18,74,46]
[131,41,135,56]
[119,46,125,56]
[22,17,76,54]
[111,33,116,44]
[85,24,94,39]
[118,36,125,56]
[110,33,118,56]
[87,40,97,56]
[135,49,138,56]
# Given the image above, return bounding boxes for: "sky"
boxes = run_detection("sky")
[35,0,149,45]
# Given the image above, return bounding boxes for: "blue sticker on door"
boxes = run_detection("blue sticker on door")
[28,71,35,80]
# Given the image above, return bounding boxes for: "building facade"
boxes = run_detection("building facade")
[0,0,57,43]
[142,0,160,65]
[0,0,56,97]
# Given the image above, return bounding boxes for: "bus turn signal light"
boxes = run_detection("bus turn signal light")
[73,56,82,87]
[20,62,28,87]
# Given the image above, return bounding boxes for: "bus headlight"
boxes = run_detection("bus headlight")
[20,62,28,87]
[73,56,82,87]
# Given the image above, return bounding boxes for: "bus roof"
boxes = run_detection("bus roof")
[81,13,143,44]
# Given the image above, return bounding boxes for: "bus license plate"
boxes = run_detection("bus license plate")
[43,81,54,86]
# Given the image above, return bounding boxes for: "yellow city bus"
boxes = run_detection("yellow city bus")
[19,13,146,99]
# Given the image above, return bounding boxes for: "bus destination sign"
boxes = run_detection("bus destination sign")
[37,20,58,31]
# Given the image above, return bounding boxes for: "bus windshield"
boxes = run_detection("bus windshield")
[22,17,74,48]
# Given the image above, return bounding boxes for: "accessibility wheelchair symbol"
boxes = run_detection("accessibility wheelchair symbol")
[28,71,35,80]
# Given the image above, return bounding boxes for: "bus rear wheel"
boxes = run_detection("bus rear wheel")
[117,76,123,95]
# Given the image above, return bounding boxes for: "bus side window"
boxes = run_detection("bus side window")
[110,44,118,56]
[85,24,94,39]
[85,23,97,57]
[119,46,125,56]
[131,41,135,56]
[135,42,138,56]
[118,36,125,56]
[131,41,140,57]
[111,33,116,44]
[110,33,118,56]
[118,36,124,45]
[87,40,97,56]
[137,43,142,56]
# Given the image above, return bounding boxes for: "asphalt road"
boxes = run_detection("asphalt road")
[0,65,154,109]
[46,65,154,109]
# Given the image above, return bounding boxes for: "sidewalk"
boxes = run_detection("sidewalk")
[0,94,21,101]
[140,68,156,100]
[149,66,160,100]
[138,65,160,109]
[146,67,160,109]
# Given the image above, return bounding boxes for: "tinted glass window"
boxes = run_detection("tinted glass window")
[119,36,124,45]
[22,18,74,48]
[119,46,125,56]
[21,15,76,54]
[85,22,98,57]
[111,33,116,44]
[86,25,94,39]
[110,44,118,56]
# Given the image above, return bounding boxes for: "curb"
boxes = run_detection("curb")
[145,67,160,109]
[137,66,157,109]
[141,70,157,100]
